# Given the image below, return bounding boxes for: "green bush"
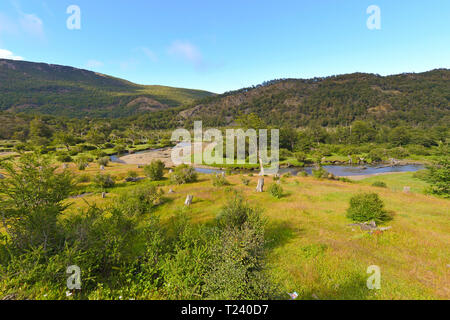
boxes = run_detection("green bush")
[212,174,230,187]
[423,159,449,198]
[346,193,392,223]
[268,183,284,199]
[76,173,91,183]
[372,181,387,188]
[144,160,165,181]
[56,153,73,163]
[170,164,198,185]
[241,176,250,186]
[97,157,110,167]
[93,174,115,190]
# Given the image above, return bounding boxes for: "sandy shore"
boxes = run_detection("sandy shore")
[118,148,176,167]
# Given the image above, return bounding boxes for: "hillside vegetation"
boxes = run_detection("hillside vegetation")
[0,59,214,117]
[181,69,450,127]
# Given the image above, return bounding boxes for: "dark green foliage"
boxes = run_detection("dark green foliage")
[144,160,165,181]
[56,152,73,163]
[205,195,278,299]
[423,159,449,198]
[97,156,110,167]
[346,193,393,223]
[372,181,387,188]
[0,154,74,251]
[170,164,198,185]
[93,174,115,190]
[241,176,250,186]
[212,174,230,187]
[268,183,284,199]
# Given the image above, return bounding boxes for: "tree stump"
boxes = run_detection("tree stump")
[168,189,175,194]
[256,178,264,192]
[185,195,193,206]
[100,165,105,171]
[403,186,411,194]
[102,192,106,199]
[169,169,173,174]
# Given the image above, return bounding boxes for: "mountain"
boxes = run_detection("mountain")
[0,59,215,118]
[179,69,450,127]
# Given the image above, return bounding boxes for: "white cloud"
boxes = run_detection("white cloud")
[141,47,158,62]
[86,60,104,69]
[168,40,204,68]
[19,12,44,38]
[0,48,24,60]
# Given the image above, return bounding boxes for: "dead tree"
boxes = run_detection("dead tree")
[185,195,194,206]
[256,178,264,192]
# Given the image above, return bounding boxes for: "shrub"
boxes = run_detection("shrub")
[241,176,250,186]
[312,166,330,179]
[76,173,91,183]
[423,159,449,198]
[170,164,198,185]
[212,174,230,187]
[75,155,90,171]
[97,157,110,167]
[93,174,115,190]
[144,160,165,181]
[368,148,386,162]
[56,153,73,163]
[372,181,387,188]
[346,193,392,223]
[126,170,138,179]
[268,183,283,199]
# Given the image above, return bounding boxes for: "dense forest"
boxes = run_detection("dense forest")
[183,69,449,128]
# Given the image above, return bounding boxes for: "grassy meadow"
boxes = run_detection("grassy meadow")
[55,162,450,300]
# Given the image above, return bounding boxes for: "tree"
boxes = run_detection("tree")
[29,118,53,146]
[144,160,165,181]
[389,127,411,146]
[54,131,76,151]
[0,154,74,251]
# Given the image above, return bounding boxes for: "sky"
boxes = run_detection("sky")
[0,0,449,93]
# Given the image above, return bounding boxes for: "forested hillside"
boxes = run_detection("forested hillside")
[0,59,214,117]
[181,69,449,127]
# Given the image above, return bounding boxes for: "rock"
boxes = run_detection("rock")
[168,189,175,194]
[100,165,105,171]
[256,178,264,192]
[0,173,4,179]
[185,195,193,206]
[403,186,411,193]
[102,192,106,199]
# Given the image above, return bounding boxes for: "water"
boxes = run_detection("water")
[110,146,424,177]
[279,164,424,177]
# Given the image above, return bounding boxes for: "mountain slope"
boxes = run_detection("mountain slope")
[0,59,214,117]
[180,69,449,127]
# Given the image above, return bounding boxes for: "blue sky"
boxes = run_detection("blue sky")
[0,0,449,93]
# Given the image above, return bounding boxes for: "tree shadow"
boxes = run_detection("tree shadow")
[265,220,301,250]
[298,272,372,300]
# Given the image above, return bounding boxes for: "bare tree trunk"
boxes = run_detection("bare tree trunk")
[256,178,264,192]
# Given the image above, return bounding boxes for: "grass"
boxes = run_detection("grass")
[358,171,430,194]
[2,153,448,300]
[55,164,450,300]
